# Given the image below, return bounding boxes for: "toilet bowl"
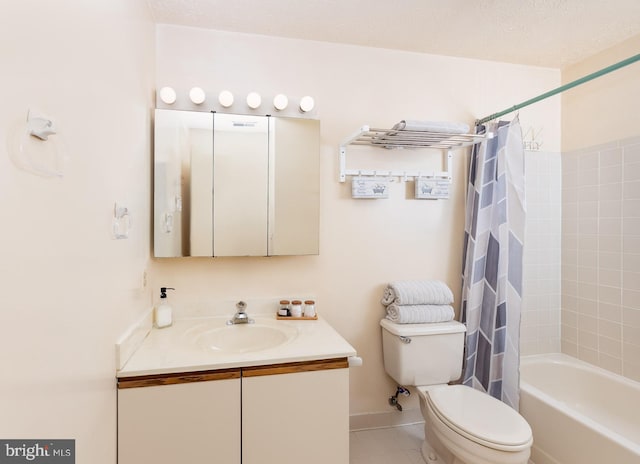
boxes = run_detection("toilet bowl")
[380,319,533,464]
[419,385,532,464]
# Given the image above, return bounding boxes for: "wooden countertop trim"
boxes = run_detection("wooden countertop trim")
[241,357,349,377]
[117,357,349,388]
[117,368,241,389]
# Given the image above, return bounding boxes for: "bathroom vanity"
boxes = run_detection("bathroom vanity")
[117,316,356,464]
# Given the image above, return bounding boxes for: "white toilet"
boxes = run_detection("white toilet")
[380,319,533,464]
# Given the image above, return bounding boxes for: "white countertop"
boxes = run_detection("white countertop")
[117,314,357,378]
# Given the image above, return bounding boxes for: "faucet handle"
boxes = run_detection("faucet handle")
[236,301,247,312]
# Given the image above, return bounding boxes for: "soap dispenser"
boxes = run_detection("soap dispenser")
[155,287,175,328]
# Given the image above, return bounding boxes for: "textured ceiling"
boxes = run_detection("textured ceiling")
[147,0,640,68]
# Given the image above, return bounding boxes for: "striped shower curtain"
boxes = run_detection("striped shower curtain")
[460,117,526,410]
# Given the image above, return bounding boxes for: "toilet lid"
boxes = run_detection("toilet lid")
[425,385,532,449]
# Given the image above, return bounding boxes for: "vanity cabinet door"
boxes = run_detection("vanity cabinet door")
[118,377,241,464]
[241,366,349,464]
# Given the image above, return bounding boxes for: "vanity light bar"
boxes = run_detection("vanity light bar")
[156,87,316,115]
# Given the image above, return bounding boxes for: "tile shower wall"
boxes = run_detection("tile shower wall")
[561,137,640,381]
[522,151,562,355]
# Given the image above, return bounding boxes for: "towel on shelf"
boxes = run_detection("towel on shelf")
[391,120,470,134]
[385,304,455,324]
[381,280,454,306]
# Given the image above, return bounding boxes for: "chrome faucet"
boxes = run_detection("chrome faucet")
[228,301,253,325]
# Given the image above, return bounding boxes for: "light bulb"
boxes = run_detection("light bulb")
[273,94,288,111]
[299,96,315,113]
[189,87,206,104]
[218,90,234,108]
[159,87,176,105]
[246,92,262,109]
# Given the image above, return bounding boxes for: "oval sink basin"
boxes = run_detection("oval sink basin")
[194,323,297,354]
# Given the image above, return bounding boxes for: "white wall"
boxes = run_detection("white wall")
[562,34,640,152]
[0,2,154,462]
[152,25,561,422]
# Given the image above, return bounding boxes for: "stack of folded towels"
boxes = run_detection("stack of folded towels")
[381,280,455,324]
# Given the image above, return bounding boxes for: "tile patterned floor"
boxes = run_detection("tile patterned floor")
[350,423,425,464]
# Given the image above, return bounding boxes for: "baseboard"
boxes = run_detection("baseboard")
[350,409,424,431]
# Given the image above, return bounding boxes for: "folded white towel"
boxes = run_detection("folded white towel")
[391,120,470,134]
[385,304,455,324]
[381,280,454,306]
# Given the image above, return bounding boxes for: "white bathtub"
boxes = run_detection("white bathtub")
[520,353,640,464]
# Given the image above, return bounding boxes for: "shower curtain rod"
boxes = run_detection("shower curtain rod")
[476,53,640,126]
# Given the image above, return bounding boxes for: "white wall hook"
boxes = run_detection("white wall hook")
[113,203,132,239]
[8,109,65,178]
[114,204,129,219]
[27,109,56,140]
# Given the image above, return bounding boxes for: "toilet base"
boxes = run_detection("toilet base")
[422,423,458,464]
[423,441,471,464]
[420,441,439,463]
[421,440,455,464]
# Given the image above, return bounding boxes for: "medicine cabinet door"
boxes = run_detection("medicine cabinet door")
[269,117,320,256]
[154,109,213,257]
[213,113,269,256]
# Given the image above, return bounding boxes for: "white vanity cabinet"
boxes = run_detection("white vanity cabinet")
[117,358,349,464]
[117,370,241,464]
[242,361,350,464]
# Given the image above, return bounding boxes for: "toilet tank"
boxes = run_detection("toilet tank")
[380,319,466,387]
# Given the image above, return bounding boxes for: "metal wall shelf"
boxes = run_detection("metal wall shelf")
[338,125,491,182]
